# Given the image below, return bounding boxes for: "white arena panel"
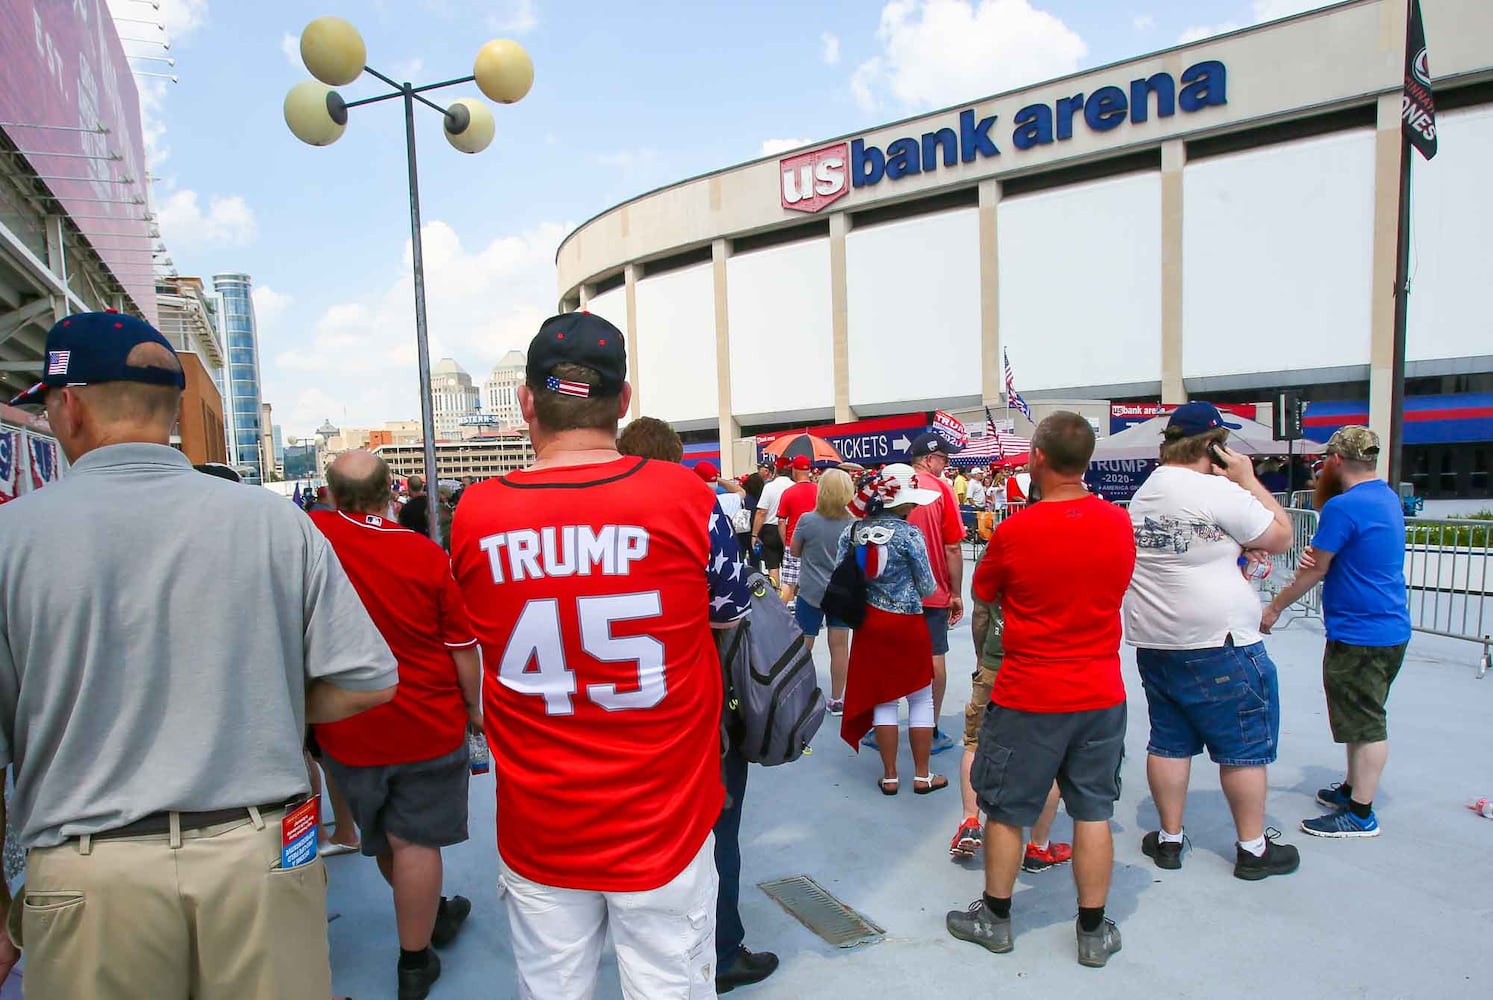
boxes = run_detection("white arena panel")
[587,286,627,340]
[1183,129,1375,380]
[846,208,980,410]
[998,171,1162,392]
[634,262,717,423]
[1404,105,1493,364]
[727,238,834,418]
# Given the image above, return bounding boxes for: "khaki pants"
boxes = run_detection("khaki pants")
[12,808,333,1000]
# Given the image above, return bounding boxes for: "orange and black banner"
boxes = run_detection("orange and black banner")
[1402,0,1437,159]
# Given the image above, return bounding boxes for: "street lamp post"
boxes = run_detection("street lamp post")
[282,16,533,545]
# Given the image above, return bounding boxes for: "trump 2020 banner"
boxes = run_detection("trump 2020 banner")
[1402,0,1437,160]
[0,430,18,504]
[27,432,59,489]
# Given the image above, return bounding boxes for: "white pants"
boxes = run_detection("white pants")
[873,683,935,728]
[498,834,718,1000]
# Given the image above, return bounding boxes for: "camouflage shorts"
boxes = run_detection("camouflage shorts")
[1322,639,1408,744]
[964,665,1000,749]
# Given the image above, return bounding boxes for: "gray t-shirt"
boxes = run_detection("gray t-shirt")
[0,443,398,848]
[792,511,853,608]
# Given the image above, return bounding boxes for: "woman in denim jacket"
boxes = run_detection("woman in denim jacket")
[836,464,947,795]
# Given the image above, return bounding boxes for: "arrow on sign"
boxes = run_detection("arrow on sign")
[892,435,911,451]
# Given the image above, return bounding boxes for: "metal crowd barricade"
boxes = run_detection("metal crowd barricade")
[1259,508,1322,624]
[1403,518,1492,678]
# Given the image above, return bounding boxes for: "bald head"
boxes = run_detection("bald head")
[327,450,394,515]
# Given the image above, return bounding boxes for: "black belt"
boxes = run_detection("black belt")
[90,800,296,841]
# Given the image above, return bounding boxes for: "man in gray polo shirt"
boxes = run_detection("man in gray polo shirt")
[0,312,398,999]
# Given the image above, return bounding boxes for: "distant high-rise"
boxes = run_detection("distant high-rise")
[212,273,266,484]
[482,350,527,429]
[430,358,479,439]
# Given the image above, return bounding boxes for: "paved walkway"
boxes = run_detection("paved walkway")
[324,577,1491,999]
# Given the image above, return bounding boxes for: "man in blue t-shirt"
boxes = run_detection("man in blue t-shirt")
[1262,427,1410,840]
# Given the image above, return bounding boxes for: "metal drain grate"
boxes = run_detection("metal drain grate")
[757,875,884,948]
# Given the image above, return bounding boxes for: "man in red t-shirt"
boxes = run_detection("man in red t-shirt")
[906,432,966,754]
[775,455,818,604]
[312,450,482,998]
[450,313,761,998]
[947,412,1136,969]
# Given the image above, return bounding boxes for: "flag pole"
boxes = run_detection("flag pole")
[1387,125,1412,488]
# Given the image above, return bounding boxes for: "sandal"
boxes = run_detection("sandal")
[913,774,948,795]
[878,777,900,796]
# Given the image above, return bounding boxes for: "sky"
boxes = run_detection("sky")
[108,0,1336,439]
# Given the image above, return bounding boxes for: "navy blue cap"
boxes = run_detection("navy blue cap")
[526,312,627,398]
[1165,401,1242,437]
[909,431,963,457]
[9,310,185,406]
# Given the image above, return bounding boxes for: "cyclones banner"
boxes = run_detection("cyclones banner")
[1401,0,1437,160]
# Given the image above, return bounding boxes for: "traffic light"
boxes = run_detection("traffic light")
[1274,391,1306,441]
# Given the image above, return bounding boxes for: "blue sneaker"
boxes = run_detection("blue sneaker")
[1316,783,1351,810]
[930,729,957,755]
[1301,808,1380,839]
[861,730,879,749]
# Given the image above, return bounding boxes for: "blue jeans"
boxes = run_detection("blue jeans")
[713,746,749,965]
[1137,639,1280,767]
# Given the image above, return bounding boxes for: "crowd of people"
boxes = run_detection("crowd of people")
[0,308,1413,997]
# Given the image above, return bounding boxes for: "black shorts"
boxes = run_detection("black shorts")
[759,523,785,571]
[971,702,1126,826]
[321,742,471,856]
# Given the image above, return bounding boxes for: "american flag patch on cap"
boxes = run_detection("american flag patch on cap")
[47,351,70,375]
[546,375,591,398]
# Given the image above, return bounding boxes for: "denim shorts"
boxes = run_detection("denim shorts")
[793,599,847,637]
[1136,639,1280,767]
[923,606,951,655]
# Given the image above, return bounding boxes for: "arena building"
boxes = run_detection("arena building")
[554,0,1492,498]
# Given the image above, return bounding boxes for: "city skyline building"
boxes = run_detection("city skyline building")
[482,350,527,429]
[213,273,267,484]
[430,357,479,439]
[155,276,228,466]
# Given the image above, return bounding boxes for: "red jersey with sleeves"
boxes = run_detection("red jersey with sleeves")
[450,457,736,892]
[971,496,1136,713]
[310,510,476,766]
[777,481,818,547]
[906,472,963,608]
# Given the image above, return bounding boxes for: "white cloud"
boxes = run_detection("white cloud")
[252,286,293,330]
[489,0,538,34]
[760,138,812,156]
[1132,13,1155,31]
[156,190,257,248]
[264,220,572,436]
[821,31,841,65]
[281,33,300,68]
[1178,21,1240,43]
[850,0,1088,112]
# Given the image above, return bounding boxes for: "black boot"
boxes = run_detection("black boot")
[716,946,780,993]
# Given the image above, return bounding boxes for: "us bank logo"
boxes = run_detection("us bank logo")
[779,143,848,214]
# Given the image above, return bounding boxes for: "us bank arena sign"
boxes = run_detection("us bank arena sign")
[780,61,1228,213]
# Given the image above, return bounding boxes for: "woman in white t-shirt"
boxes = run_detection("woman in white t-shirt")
[1122,402,1298,882]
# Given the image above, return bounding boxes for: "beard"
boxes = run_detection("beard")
[1314,460,1345,510]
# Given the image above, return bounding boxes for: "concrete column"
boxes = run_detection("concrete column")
[44,215,68,320]
[624,263,641,419]
[829,212,853,423]
[978,180,1001,407]
[712,238,741,477]
[1160,140,1187,404]
[578,284,591,309]
[1367,90,1405,480]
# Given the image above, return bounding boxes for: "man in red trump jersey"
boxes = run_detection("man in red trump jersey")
[311,449,482,1000]
[451,313,750,999]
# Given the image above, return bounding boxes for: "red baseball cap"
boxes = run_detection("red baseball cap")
[791,455,812,471]
[774,456,791,471]
[693,461,720,482]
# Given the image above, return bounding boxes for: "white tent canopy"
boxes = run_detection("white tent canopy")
[1092,414,1327,462]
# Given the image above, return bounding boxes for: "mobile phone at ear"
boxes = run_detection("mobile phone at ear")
[1208,443,1228,469]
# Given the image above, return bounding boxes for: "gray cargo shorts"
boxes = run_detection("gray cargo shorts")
[970,702,1126,826]
[322,742,470,856]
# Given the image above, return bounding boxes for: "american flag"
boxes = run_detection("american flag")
[546,375,591,398]
[1003,349,1032,421]
[47,351,70,375]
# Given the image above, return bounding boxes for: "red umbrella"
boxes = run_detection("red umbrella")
[763,433,842,464]
[995,452,1029,470]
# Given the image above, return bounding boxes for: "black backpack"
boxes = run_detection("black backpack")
[718,573,826,766]
[820,531,869,629]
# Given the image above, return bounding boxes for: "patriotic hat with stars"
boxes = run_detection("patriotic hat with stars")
[526,311,627,399]
[9,310,184,406]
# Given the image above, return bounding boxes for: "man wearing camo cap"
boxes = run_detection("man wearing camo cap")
[1262,426,1410,841]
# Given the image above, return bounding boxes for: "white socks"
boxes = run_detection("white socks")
[1159,827,1186,844]
[1238,834,1267,856]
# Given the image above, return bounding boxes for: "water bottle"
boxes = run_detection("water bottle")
[468,730,490,776]
[1468,797,1493,819]
[1239,555,1272,581]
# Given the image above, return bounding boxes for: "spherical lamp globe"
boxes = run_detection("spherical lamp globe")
[444,98,495,154]
[473,39,533,103]
[284,81,348,146]
[299,16,365,86]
